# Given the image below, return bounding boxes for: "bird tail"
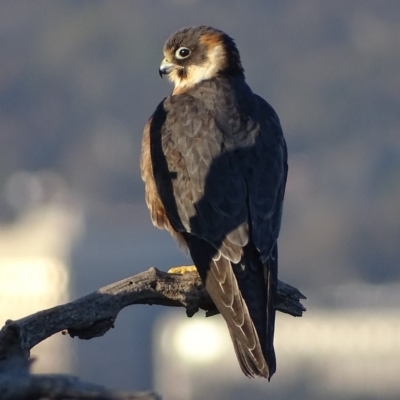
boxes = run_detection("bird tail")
[186,236,277,379]
[230,244,277,379]
[264,252,277,377]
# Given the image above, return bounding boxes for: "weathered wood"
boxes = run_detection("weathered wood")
[0,369,160,400]
[0,267,305,399]
[0,267,305,362]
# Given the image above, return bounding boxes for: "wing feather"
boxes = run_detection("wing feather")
[147,84,287,379]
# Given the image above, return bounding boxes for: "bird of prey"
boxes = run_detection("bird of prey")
[141,26,287,379]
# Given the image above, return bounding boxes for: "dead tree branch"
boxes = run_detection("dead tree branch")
[0,367,160,400]
[0,267,305,399]
[0,267,305,360]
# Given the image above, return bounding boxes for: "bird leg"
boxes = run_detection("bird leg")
[168,265,198,274]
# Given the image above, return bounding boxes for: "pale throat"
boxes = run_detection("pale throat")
[170,44,226,94]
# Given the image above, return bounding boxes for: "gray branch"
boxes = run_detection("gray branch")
[0,367,160,400]
[0,267,306,399]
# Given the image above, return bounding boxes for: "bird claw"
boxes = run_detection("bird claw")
[168,265,198,275]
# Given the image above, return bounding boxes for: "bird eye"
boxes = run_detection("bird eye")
[175,47,191,59]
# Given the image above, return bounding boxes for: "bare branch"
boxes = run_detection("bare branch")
[0,267,306,363]
[0,267,305,398]
[0,366,160,400]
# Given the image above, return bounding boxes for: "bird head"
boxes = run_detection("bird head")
[159,26,244,92]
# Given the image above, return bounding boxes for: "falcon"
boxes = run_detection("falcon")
[141,26,287,379]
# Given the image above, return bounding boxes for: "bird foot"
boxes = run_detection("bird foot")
[168,265,197,275]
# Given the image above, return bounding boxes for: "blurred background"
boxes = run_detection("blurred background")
[0,1,399,399]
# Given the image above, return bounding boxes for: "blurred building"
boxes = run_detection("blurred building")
[153,299,400,400]
[0,170,84,373]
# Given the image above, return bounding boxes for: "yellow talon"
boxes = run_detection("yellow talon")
[168,265,198,275]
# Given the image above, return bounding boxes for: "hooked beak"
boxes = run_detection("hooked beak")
[159,59,174,78]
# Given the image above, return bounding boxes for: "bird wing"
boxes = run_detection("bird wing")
[148,90,287,379]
